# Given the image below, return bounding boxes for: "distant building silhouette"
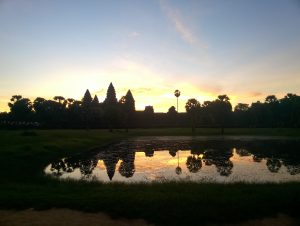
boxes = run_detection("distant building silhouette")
[104,82,117,104]
[82,89,92,106]
[125,89,135,112]
[92,95,99,104]
[103,154,118,181]
[144,106,154,114]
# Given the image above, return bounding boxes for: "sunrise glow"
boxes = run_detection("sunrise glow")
[1,0,300,112]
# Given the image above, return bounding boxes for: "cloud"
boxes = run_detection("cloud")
[130,88,152,94]
[159,0,196,45]
[94,88,106,95]
[128,31,140,38]
[250,92,262,97]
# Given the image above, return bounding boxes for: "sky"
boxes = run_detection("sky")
[1,0,300,112]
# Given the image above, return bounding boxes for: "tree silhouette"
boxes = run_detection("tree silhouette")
[216,160,233,176]
[285,163,300,175]
[279,93,300,127]
[8,96,33,121]
[33,97,47,123]
[234,103,250,127]
[53,96,66,104]
[209,95,232,134]
[265,95,278,104]
[266,158,282,173]
[234,103,249,112]
[118,152,135,178]
[66,98,75,109]
[67,100,83,128]
[10,95,22,102]
[202,148,233,176]
[265,95,280,127]
[185,98,200,133]
[175,151,182,175]
[119,96,126,105]
[174,90,181,112]
[186,155,202,173]
[218,95,230,102]
[168,106,176,115]
[236,148,251,157]
[119,161,135,178]
[50,159,67,176]
[167,106,177,124]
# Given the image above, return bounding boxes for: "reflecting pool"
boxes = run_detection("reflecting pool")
[45,136,300,183]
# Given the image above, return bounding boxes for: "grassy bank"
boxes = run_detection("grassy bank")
[128,127,300,136]
[0,128,300,225]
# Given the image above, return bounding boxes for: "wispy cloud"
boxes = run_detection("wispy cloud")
[250,92,263,97]
[159,0,196,45]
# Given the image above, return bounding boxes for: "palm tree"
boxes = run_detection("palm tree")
[53,96,65,104]
[186,155,202,173]
[175,151,182,175]
[174,90,181,113]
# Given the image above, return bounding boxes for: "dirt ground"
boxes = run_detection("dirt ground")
[0,209,299,226]
[0,209,153,226]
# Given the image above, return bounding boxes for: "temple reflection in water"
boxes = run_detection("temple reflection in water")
[46,137,300,183]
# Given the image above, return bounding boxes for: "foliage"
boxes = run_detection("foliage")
[185,98,200,132]
[8,95,33,121]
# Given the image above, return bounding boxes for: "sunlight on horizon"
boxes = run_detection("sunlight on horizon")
[0,57,270,113]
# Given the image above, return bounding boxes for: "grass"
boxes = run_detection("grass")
[0,128,300,225]
[130,127,300,136]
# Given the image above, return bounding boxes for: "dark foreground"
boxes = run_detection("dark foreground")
[0,129,300,225]
[0,209,298,226]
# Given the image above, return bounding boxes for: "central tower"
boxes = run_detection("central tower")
[104,82,117,104]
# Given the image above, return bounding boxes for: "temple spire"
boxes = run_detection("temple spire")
[125,89,135,112]
[104,82,117,104]
[92,95,99,104]
[82,89,92,106]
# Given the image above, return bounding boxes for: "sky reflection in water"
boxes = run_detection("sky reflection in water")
[45,136,300,183]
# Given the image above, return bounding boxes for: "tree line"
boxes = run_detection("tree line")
[0,83,299,130]
[184,93,300,132]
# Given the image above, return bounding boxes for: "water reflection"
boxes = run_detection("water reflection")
[175,152,182,175]
[46,137,300,183]
[186,155,202,173]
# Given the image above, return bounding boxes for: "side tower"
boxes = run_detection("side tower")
[125,89,135,112]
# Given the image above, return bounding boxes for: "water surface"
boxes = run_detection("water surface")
[45,136,300,183]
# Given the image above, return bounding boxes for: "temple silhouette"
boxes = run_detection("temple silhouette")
[1,82,300,129]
